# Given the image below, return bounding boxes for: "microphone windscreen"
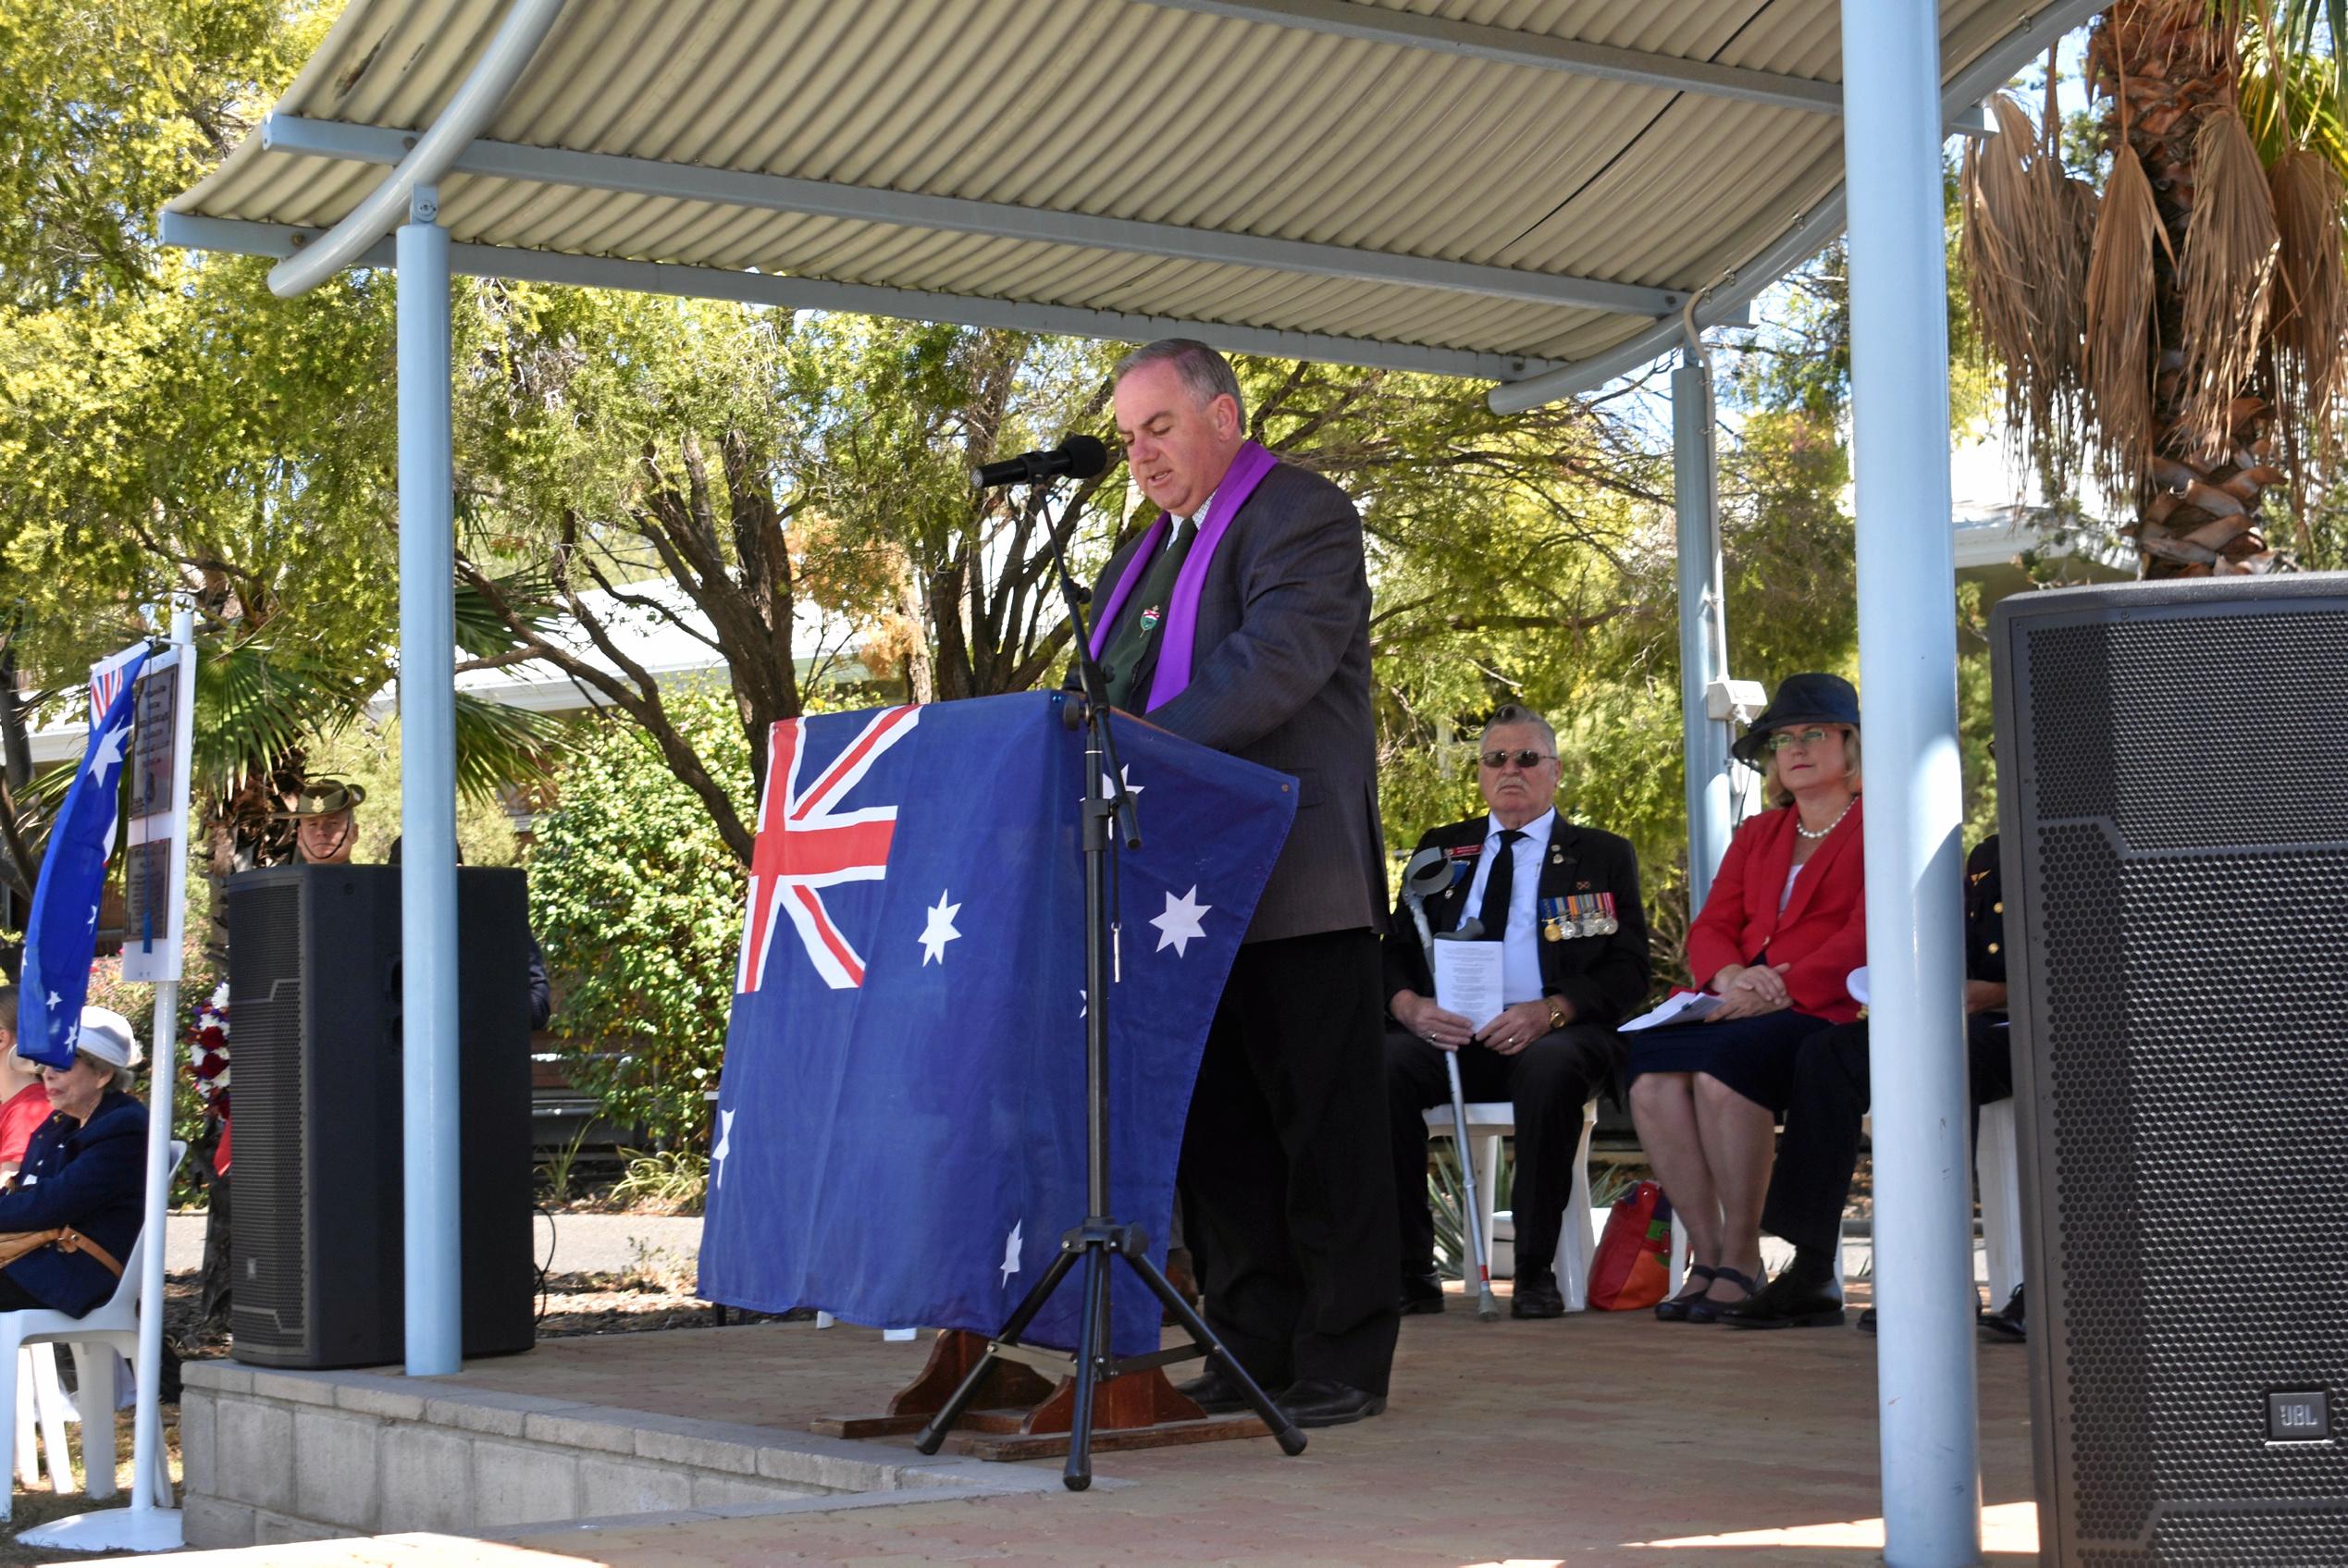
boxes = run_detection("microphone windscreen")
[1058,434,1109,479]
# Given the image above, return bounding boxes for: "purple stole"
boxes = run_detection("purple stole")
[1086,440,1279,711]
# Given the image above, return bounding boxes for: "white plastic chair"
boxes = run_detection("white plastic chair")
[0,1140,183,1518]
[1423,1099,1599,1312]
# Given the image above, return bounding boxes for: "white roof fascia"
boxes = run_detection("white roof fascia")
[1488,0,2108,412]
[1134,0,1845,115]
[160,211,1563,383]
[261,115,1687,320]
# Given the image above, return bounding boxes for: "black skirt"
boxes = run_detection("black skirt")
[1622,1009,1833,1115]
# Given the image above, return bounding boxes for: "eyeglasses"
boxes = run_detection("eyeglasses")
[1765,727,1837,754]
[1479,748,1555,770]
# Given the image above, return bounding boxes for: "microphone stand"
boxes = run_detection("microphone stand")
[913,477,1305,1489]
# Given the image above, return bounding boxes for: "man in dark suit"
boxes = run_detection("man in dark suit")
[1724,833,2015,1330]
[1092,340,1393,1428]
[1384,705,1650,1319]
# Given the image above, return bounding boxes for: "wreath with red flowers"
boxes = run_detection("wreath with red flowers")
[185,983,230,1117]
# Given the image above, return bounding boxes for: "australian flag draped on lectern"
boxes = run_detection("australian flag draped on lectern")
[699,690,1295,1358]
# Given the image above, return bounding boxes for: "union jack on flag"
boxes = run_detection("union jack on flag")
[737,704,920,993]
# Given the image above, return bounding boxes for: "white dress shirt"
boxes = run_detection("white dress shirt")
[1458,809,1554,1006]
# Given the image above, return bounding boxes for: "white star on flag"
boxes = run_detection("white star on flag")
[918,890,962,966]
[1000,1220,1023,1288]
[86,722,129,782]
[44,993,58,1012]
[1099,765,1143,801]
[711,1108,735,1190]
[1151,886,1211,957]
[1077,989,1086,1019]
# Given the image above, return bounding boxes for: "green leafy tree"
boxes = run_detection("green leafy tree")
[527,688,751,1149]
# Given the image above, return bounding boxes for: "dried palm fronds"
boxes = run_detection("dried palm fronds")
[2083,144,2165,491]
[2268,147,2348,427]
[1960,94,2095,490]
[2174,105,2280,462]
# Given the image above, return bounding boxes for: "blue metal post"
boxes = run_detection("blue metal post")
[397,187,463,1377]
[1837,4,1982,1562]
[1672,349,1735,908]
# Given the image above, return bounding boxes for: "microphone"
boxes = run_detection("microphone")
[970,434,1110,489]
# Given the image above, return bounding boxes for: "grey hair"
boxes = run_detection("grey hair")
[1112,340,1246,426]
[1482,703,1557,755]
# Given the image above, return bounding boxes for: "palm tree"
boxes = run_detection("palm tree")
[1962,0,2348,576]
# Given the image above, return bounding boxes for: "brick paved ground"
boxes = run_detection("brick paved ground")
[134,1279,2039,1566]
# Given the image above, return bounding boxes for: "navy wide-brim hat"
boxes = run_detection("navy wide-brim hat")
[1732,672,1861,765]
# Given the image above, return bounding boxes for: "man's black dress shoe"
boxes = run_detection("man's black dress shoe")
[1511,1272,1565,1319]
[1857,1306,1876,1334]
[1722,1270,1845,1329]
[1980,1283,2026,1341]
[1398,1272,1446,1315]
[1173,1364,1256,1414]
[1277,1378,1386,1428]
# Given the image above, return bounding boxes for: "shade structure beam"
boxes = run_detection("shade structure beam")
[266,0,565,298]
[162,211,1564,383]
[1672,347,1736,908]
[397,187,463,1377]
[1135,0,1844,114]
[1839,1,1982,1562]
[1487,0,2108,413]
[260,114,1688,319]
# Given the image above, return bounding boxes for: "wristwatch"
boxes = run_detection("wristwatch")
[1544,996,1569,1031]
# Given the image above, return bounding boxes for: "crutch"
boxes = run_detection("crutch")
[1401,848,1501,1322]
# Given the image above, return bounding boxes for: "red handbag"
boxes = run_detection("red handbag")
[1587,1180,1674,1311]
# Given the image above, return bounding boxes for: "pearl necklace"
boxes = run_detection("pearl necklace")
[1795,795,1857,841]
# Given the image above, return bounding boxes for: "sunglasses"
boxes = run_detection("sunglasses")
[1765,726,1839,754]
[1478,748,1555,770]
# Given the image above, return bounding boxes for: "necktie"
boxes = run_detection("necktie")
[1476,829,1525,940]
[1101,517,1197,710]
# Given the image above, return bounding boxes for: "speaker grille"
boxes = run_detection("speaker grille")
[2012,589,2348,1561]
[228,881,304,1352]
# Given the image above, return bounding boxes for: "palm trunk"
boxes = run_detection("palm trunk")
[2096,2,2280,576]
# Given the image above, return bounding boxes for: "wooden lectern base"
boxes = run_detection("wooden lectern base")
[809,1328,1279,1460]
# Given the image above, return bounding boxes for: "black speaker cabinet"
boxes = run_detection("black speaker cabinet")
[226,864,534,1368]
[1992,575,2348,1564]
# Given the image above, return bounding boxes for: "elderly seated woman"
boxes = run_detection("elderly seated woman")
[0,1006,148,1316]
[1626,673,1867,1323]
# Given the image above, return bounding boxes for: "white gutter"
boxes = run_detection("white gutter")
[266,0,568,298]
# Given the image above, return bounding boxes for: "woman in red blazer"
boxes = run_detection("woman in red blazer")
[1628,673,1866,1323]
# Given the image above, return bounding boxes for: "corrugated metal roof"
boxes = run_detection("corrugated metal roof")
[166,0,2070,388]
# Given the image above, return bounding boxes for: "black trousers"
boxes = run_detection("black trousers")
[1386,1022,1622,1278]
[1180,928,1398,1396]
[1760,1016,2018,1256]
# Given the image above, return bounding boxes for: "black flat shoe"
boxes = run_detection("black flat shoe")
[1511,1273,1566,1319]
[1398,1272,1447,1315]
[1173,1363,1257,1414]
[1277,1378,1386,1428]
[1722,1271,1846,1329]
[1979,1283,2027,1342]
[1655,1265,1719,1322]
[1686,1266,1762,1325]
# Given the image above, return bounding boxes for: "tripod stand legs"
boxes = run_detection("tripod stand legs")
[910,1223,1305,1488]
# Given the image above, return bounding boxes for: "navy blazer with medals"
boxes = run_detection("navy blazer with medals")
[1380,814,1651,1030]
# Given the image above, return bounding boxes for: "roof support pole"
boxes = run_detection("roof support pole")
[1837,5,1981,1563]
[397,188,463,1378]
[1672,348,1735,909]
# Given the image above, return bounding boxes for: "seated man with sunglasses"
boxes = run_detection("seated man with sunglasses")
[1384,705,1650,1317]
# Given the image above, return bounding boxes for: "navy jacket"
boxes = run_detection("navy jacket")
[0,1092,146,1315]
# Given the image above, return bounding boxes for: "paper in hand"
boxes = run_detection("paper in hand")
[1432,939,1505,1033]
[1619,990,1727,1032]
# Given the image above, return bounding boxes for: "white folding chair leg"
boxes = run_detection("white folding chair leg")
[30,1345,71,1493]
[11,1348,35,1489]
[1475,1133,1504,1280]
[1552,1100,1600,1313]
[0,1335,20,1520]
[1979,1097,2025,1304]
[1669,1212,1690,1287]
[72,1342,116,1500]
